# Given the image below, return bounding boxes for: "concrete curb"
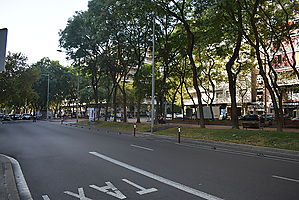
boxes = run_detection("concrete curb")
[0,154,33,200]
[65,123,299,162]
[156,134,299,161]
[0,155,20,200]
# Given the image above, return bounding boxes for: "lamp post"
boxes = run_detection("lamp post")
[151,13,155,134]
[76,73,80,123]
[41,74,50,120]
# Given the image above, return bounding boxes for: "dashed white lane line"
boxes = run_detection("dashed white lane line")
[89,152,223,200]
[272,175,299,183]
[130,144,154,151]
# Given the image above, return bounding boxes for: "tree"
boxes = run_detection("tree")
[239,0,298,131]
[31,58,76,114]
[155,0,216,128]
[0,52,38,112]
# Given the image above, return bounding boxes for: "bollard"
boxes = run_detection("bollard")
[134,124,136,137]
[178,127,181,143]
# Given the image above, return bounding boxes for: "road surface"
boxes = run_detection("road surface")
[0,120,298,200]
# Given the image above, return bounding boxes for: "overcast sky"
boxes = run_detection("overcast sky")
[0,0,89,66]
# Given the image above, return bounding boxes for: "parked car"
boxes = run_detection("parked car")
[0,113,4,120]
[22,113,32,120]
[9,114,22,120]
[2,114,11,121]
[291,117,299,121]
[239,114,260,121]
[166,114,173,119]
[261,113,275,121]
[174,113,184,119]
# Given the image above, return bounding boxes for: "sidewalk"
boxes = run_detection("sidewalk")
[0,155,20,200]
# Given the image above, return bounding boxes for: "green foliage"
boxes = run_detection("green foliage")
[31,57,77,110]
[0,52,39,111]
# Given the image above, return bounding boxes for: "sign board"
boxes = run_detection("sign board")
[88,107,96,121]
[0,28,8,72]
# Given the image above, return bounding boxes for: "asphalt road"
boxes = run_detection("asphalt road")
[0,120,299,200]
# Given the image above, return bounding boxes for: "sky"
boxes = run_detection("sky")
[0,0,89,66]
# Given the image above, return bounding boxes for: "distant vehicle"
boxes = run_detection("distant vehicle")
[174,113,184,119]
[239,114,260,121]
[22,113,32,120]
[9,114,22,120]
[2,114,11,121]
[0,113,4,120]
[166,114,173,119]
[291,117,299,121]
[261,113,275,121]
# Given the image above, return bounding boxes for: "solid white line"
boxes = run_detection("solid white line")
[1,154,33,200]
[42,195,51,200]
[89,152,223,200]
[130,144,154,151]
[272,175,299,183]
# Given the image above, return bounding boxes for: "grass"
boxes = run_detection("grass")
[77,120,299,151]
[77,120,154,132]
[157,127,299,151]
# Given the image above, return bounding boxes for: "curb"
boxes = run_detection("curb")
[0,154,33,200]
[0,155,20,200]
[65,123,299,162]
[146,133,299,162]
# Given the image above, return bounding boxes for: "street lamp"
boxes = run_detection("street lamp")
[151,13,155,134]
[76,73,80,123]
[41,74,50,120]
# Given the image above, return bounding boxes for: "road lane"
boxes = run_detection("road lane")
[0,121,299,199]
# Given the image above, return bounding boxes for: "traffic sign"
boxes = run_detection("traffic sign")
[0,28,8,72]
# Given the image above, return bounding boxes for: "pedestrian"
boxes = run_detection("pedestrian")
[33,115,37,122]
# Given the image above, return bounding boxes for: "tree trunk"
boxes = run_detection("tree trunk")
[209,103,214,120]
[180,81,185,120]
[226,31,242,129]
[228,82,239,129]
[105,101,109,121]
[185,27,205,128]
[113,86,117,122]
[122,81,127,123]
[136,97,141,123]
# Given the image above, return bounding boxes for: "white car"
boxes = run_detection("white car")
[175,113,184,119]
[22,113,32,120]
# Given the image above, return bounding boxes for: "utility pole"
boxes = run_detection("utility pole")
[76,72,80,123]
[151,13,155,134]
[46,74,50,120]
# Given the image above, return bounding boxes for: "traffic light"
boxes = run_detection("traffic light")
[0,28,8,72]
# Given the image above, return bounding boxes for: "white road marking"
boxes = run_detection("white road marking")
[131,144,154,151]
[42,195,51,200]
[90,182,126,199]
[1,154,33,200]
[89,152,223,200]
[64,188,93,200]
[122,178,158,195]
[272,175,299,183]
